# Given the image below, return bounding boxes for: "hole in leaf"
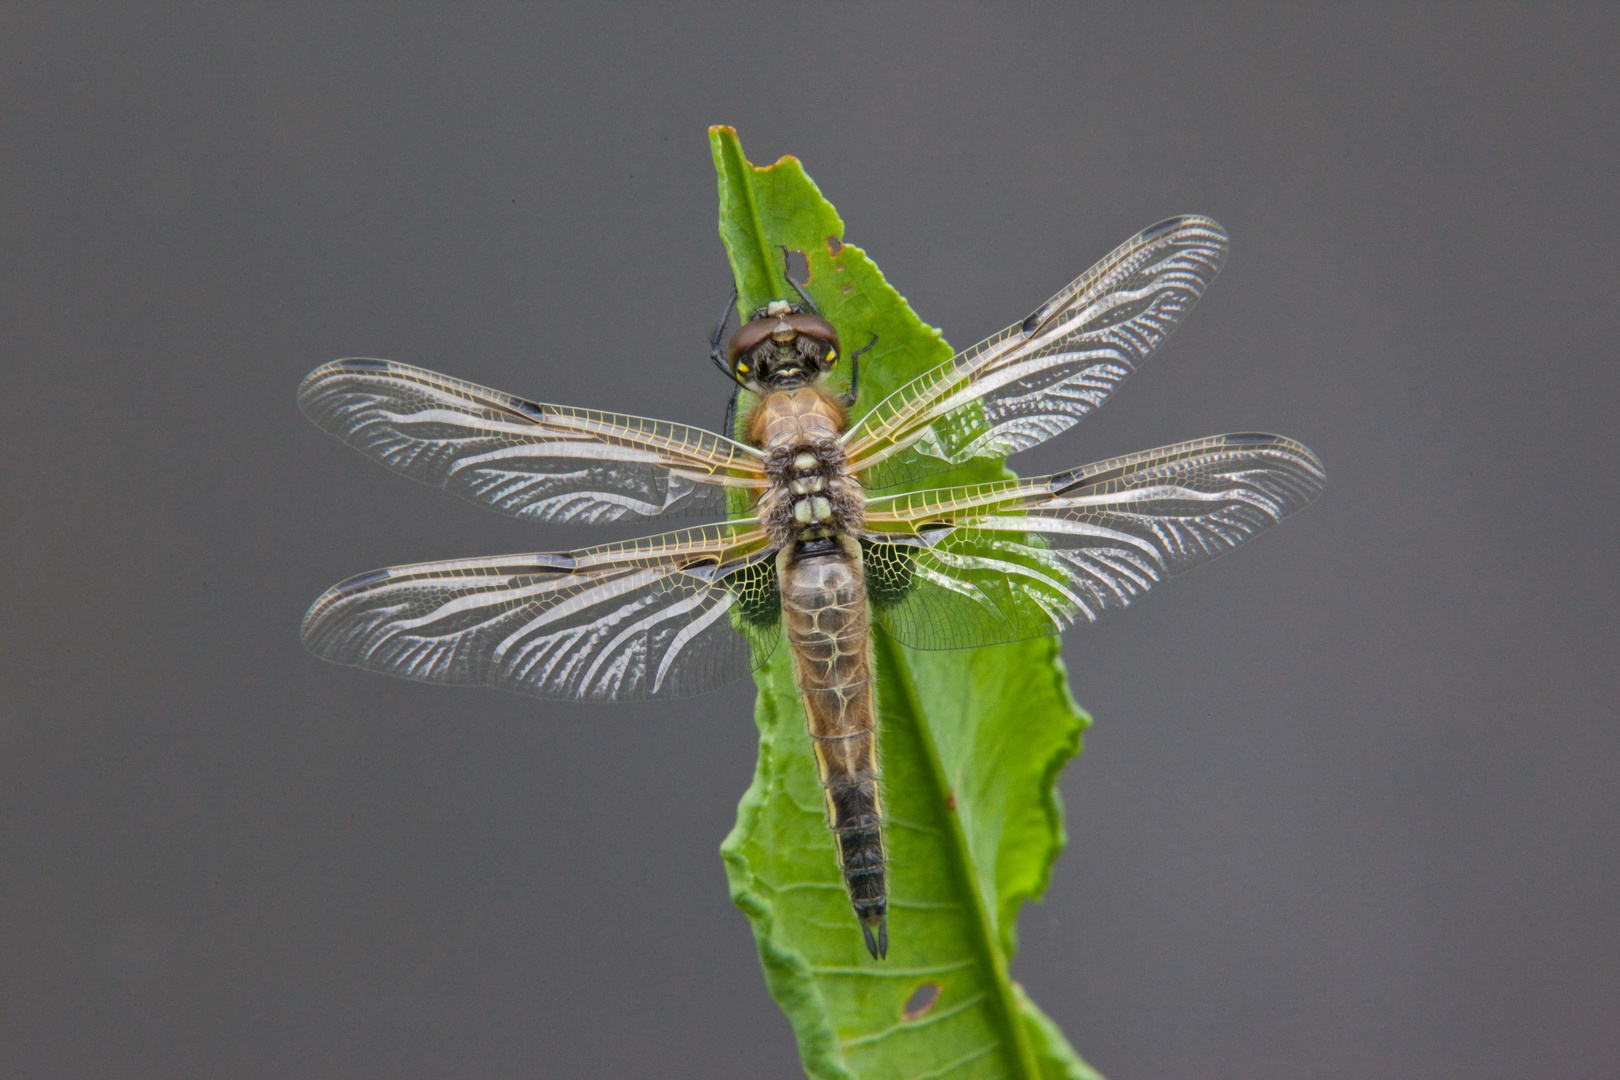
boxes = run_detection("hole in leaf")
[783,248,809,283]
[903,982,942,1020]
[827,235,843,254]
[842,283,853,294]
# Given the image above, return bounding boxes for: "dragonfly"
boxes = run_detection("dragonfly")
[298,215,1325,960]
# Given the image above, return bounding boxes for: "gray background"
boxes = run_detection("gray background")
[2,5,1616,1078]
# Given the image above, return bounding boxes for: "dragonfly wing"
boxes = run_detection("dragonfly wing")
[860,434,1325,649]
[299,358,767,523]
[846,216,1228,488]
[301,523,781,701]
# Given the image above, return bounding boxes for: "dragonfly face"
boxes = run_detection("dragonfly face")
[297,216,1326,960]
[727,299,842,392]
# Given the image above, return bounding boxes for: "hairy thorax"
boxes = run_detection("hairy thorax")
[748,387,866,547]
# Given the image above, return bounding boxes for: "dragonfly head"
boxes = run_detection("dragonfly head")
[727,302,842,392]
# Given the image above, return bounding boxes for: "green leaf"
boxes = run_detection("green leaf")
[711,127,1103,1080]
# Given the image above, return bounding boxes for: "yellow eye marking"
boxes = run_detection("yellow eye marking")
[736,362,747,373]
[827,349,838,364]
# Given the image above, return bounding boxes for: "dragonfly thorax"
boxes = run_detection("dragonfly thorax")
[755,402,866,547]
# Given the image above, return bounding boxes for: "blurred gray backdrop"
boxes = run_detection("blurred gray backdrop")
[3,5,1616,1078]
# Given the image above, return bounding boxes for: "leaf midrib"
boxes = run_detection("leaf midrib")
[874,630,1041,1080]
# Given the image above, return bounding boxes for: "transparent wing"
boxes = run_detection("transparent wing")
[845,216,1228,489]
[300,522,781,702]
[860,434,1324,649]
[299,358,768,523]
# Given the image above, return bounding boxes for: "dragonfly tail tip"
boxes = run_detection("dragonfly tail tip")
[861,915,888,960]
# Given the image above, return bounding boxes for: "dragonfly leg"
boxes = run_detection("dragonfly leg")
[779,245,820,314]
[844,331,877,407]
[709,284,745,388]
[721,385,739,438]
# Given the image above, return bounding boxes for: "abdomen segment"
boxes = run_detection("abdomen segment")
[778,536,887,958]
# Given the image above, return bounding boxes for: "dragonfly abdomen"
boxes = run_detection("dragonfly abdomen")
[778,535,888,959]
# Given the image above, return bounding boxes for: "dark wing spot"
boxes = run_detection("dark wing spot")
[332,568,391,593]
[679,557,721,582]
[1140,215,1188,241]
[1050,463,1130,496]
[1021,304,1052,336]
[508,397,546,422]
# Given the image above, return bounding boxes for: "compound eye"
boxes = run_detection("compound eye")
[736,361,748,375]
[826,349,838,366]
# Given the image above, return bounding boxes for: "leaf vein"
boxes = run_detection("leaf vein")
[908,1041,999,1080]
[840,991,991,1049]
